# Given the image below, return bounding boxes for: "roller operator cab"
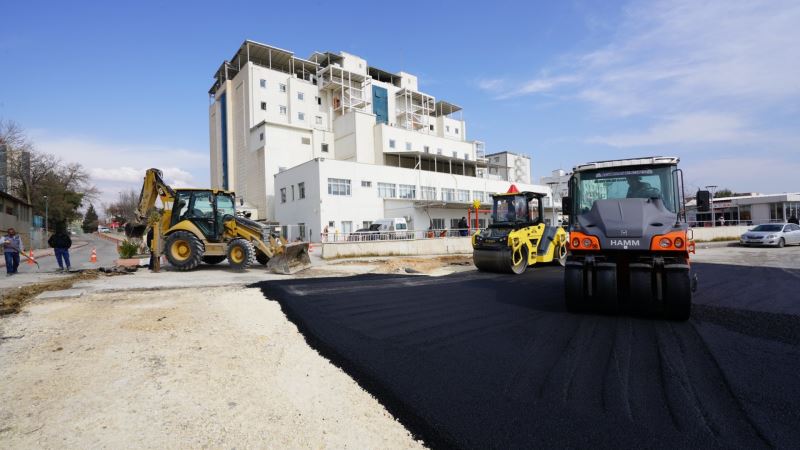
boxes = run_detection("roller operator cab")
[562,157,696,320]
[472,188,568,274]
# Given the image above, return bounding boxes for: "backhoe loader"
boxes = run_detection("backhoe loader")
[125,168,310,274]
[472,186,568,274]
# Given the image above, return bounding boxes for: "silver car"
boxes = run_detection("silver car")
[740,223,800,247]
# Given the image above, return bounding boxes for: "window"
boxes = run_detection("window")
[362,221,372,229]
[424,146,430,153]
[452,151,458,158]
[457,189,470,202]
[472,191,486,203]
[317,96,322,105]
[361,180,372,187]
[450,218,461,229]
[298,92,305,101]
[280,83,287,92]
[321,143,329,153]
[260,101,267,110]
[298,223,306,240]
[315,116,322,125]
[298,112,305,121]
[399,184,416,199]
[291,185,295,201]
[328,178,351,196]
[260,79,267,88]
[389,139,396,149]
[280,188,287,203]
[259,132,264,141]
[420,186,436,200]
[341,221,353,234]
[328,221,335,228]
[430,124,434,131]
[437,148,443,155]
[279,105,287,115]
[377,182,396,198]
[405,142,412,151]
[298,182,305,199]
[478,218,487,229]
[431,218,445,230]
[441,188,456,202]
[464,153,469,160]
[455,128,459,135]
[301,137,311,145]
[446,125,450,132]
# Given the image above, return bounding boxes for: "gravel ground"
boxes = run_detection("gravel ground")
[0,287,424,449]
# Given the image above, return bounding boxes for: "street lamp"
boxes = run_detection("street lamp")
[705,185,717,227]
[43,195,49,233]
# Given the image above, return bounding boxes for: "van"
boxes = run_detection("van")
[372,218,409,239]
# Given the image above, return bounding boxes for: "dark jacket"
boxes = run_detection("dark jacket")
[48,232,72,249]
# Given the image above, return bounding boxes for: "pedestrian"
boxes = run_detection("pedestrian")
[146,227,155,270]
[3,227,23,275]
[322,225,329,242]
[48,225,72,272]
[719,216,726,226]
[458,217,468,236]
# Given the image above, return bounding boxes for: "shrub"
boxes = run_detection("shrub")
[117,239,141,259]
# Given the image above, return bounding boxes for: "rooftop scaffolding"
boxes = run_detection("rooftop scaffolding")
[317,64,371,115]
[396,88,435,133]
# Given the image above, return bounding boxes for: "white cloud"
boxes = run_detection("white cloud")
[587,112,753,147]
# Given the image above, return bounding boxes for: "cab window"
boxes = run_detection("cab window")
[216,194,235,218]
[189,192,214,218]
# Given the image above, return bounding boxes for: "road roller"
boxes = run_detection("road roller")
[472,186,568,274]
[561,156,697,320]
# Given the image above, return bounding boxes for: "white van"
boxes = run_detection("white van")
[372,218,409,239]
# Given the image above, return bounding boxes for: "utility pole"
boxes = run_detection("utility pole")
[705,185,717,227]
[43,195,49,232]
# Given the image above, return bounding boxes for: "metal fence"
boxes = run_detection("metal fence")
[689,219,791,227]
[322,228,472,243]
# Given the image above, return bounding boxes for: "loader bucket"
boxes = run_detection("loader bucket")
[266,242,312,274]
[125,223,147,239]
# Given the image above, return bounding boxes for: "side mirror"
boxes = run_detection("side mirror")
[561,196,572,216]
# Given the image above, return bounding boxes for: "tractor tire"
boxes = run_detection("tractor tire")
[227,238,255,271]
[164,231,204,271]
[564,261,585,313]
[664,267,692,321]
[255,250,269,265]
[202,255,227,265]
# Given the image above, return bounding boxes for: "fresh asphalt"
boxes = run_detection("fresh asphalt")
[255,263,799,449]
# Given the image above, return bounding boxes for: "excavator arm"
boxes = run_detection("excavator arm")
[126,168,176,238]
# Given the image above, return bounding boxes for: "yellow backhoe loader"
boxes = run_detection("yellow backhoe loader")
[125,168,310,274]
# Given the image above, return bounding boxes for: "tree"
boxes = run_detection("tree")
[104,189,139,224]
[714,188,734,198]
[1,119,98,227]
[82,204,99,233]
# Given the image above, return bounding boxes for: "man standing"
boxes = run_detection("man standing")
[3,228,23,275]
[458,217,468,236]
[48,225,72,272]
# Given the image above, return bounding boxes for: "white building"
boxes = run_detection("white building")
[209,40,548,240]
[485,151,532,184]
[687,192,800,225]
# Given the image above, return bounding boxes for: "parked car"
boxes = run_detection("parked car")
[740,223,800,247]
[372,218,410,239]
[349,223,382,241]
[98,226,111,233]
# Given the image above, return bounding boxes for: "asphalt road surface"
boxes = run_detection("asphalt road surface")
[12,234,119,274]
[256,263,800,449]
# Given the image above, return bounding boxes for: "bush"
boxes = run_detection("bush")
[117,239,141,259]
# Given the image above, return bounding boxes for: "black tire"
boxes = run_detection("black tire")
[664,269,692,321]
[227,238,255,271]
[629,264,654,314]
[510,244,529,275]
[164,231,204,271]
[564,262,585,313]
[202,255,227,265]
[778,238,785,248]
[255,250,269,265]
[595,264,619,313]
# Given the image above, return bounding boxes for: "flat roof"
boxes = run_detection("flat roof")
[211,40,318,94]
[433,100,462,117]
[0,190,31,206]
[573,156,679,173]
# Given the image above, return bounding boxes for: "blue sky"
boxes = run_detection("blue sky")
[2,0,798,207]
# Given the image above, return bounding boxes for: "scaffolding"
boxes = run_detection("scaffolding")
[396,89,435,132]
[317,64,371,116]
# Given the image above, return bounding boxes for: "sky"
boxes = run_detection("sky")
[2,0,799,211]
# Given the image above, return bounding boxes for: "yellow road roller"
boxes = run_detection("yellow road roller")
[472,186,568,274]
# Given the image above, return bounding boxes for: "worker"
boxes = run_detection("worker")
[146,228,155,270]
[48,225,72,272]
[3,228,23,275]
[506,198,517,221]
[627,176,659,199]
[458,217,468,236]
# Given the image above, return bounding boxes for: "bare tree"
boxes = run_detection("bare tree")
[105,189,139,224]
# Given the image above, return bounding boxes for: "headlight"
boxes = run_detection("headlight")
[659,238,671,248]
[766,234,776,239]
[582,238,591,248]
[674,237,684,248]
[572,238,580,247]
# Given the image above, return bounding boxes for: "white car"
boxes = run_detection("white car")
[97,226,111,233]
[740,223,800,247]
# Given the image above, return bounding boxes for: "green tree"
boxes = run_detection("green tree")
[82,204,99,233]
[714,188,734,198]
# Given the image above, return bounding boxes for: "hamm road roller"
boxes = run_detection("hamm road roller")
[562,156,696,320]
[472,186,568,274]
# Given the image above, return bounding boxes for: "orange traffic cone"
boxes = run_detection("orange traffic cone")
[308,242,314,253]
[27,250,35,265]
[90,248,97,263]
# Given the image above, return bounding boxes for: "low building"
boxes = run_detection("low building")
[274,158,547,241]
[0,191,34,247]
[485,151,532,184]
[687,192,800,225]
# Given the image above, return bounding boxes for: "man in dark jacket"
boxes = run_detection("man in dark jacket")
[48,226,72,272]
[458,217,469,236]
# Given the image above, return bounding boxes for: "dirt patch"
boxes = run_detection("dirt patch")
[0,287,424,449]
[330,255,473,274]
[0,271,100,316]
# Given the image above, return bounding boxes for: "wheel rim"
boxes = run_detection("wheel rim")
[170,240,191,261]
[230,247,244,263]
